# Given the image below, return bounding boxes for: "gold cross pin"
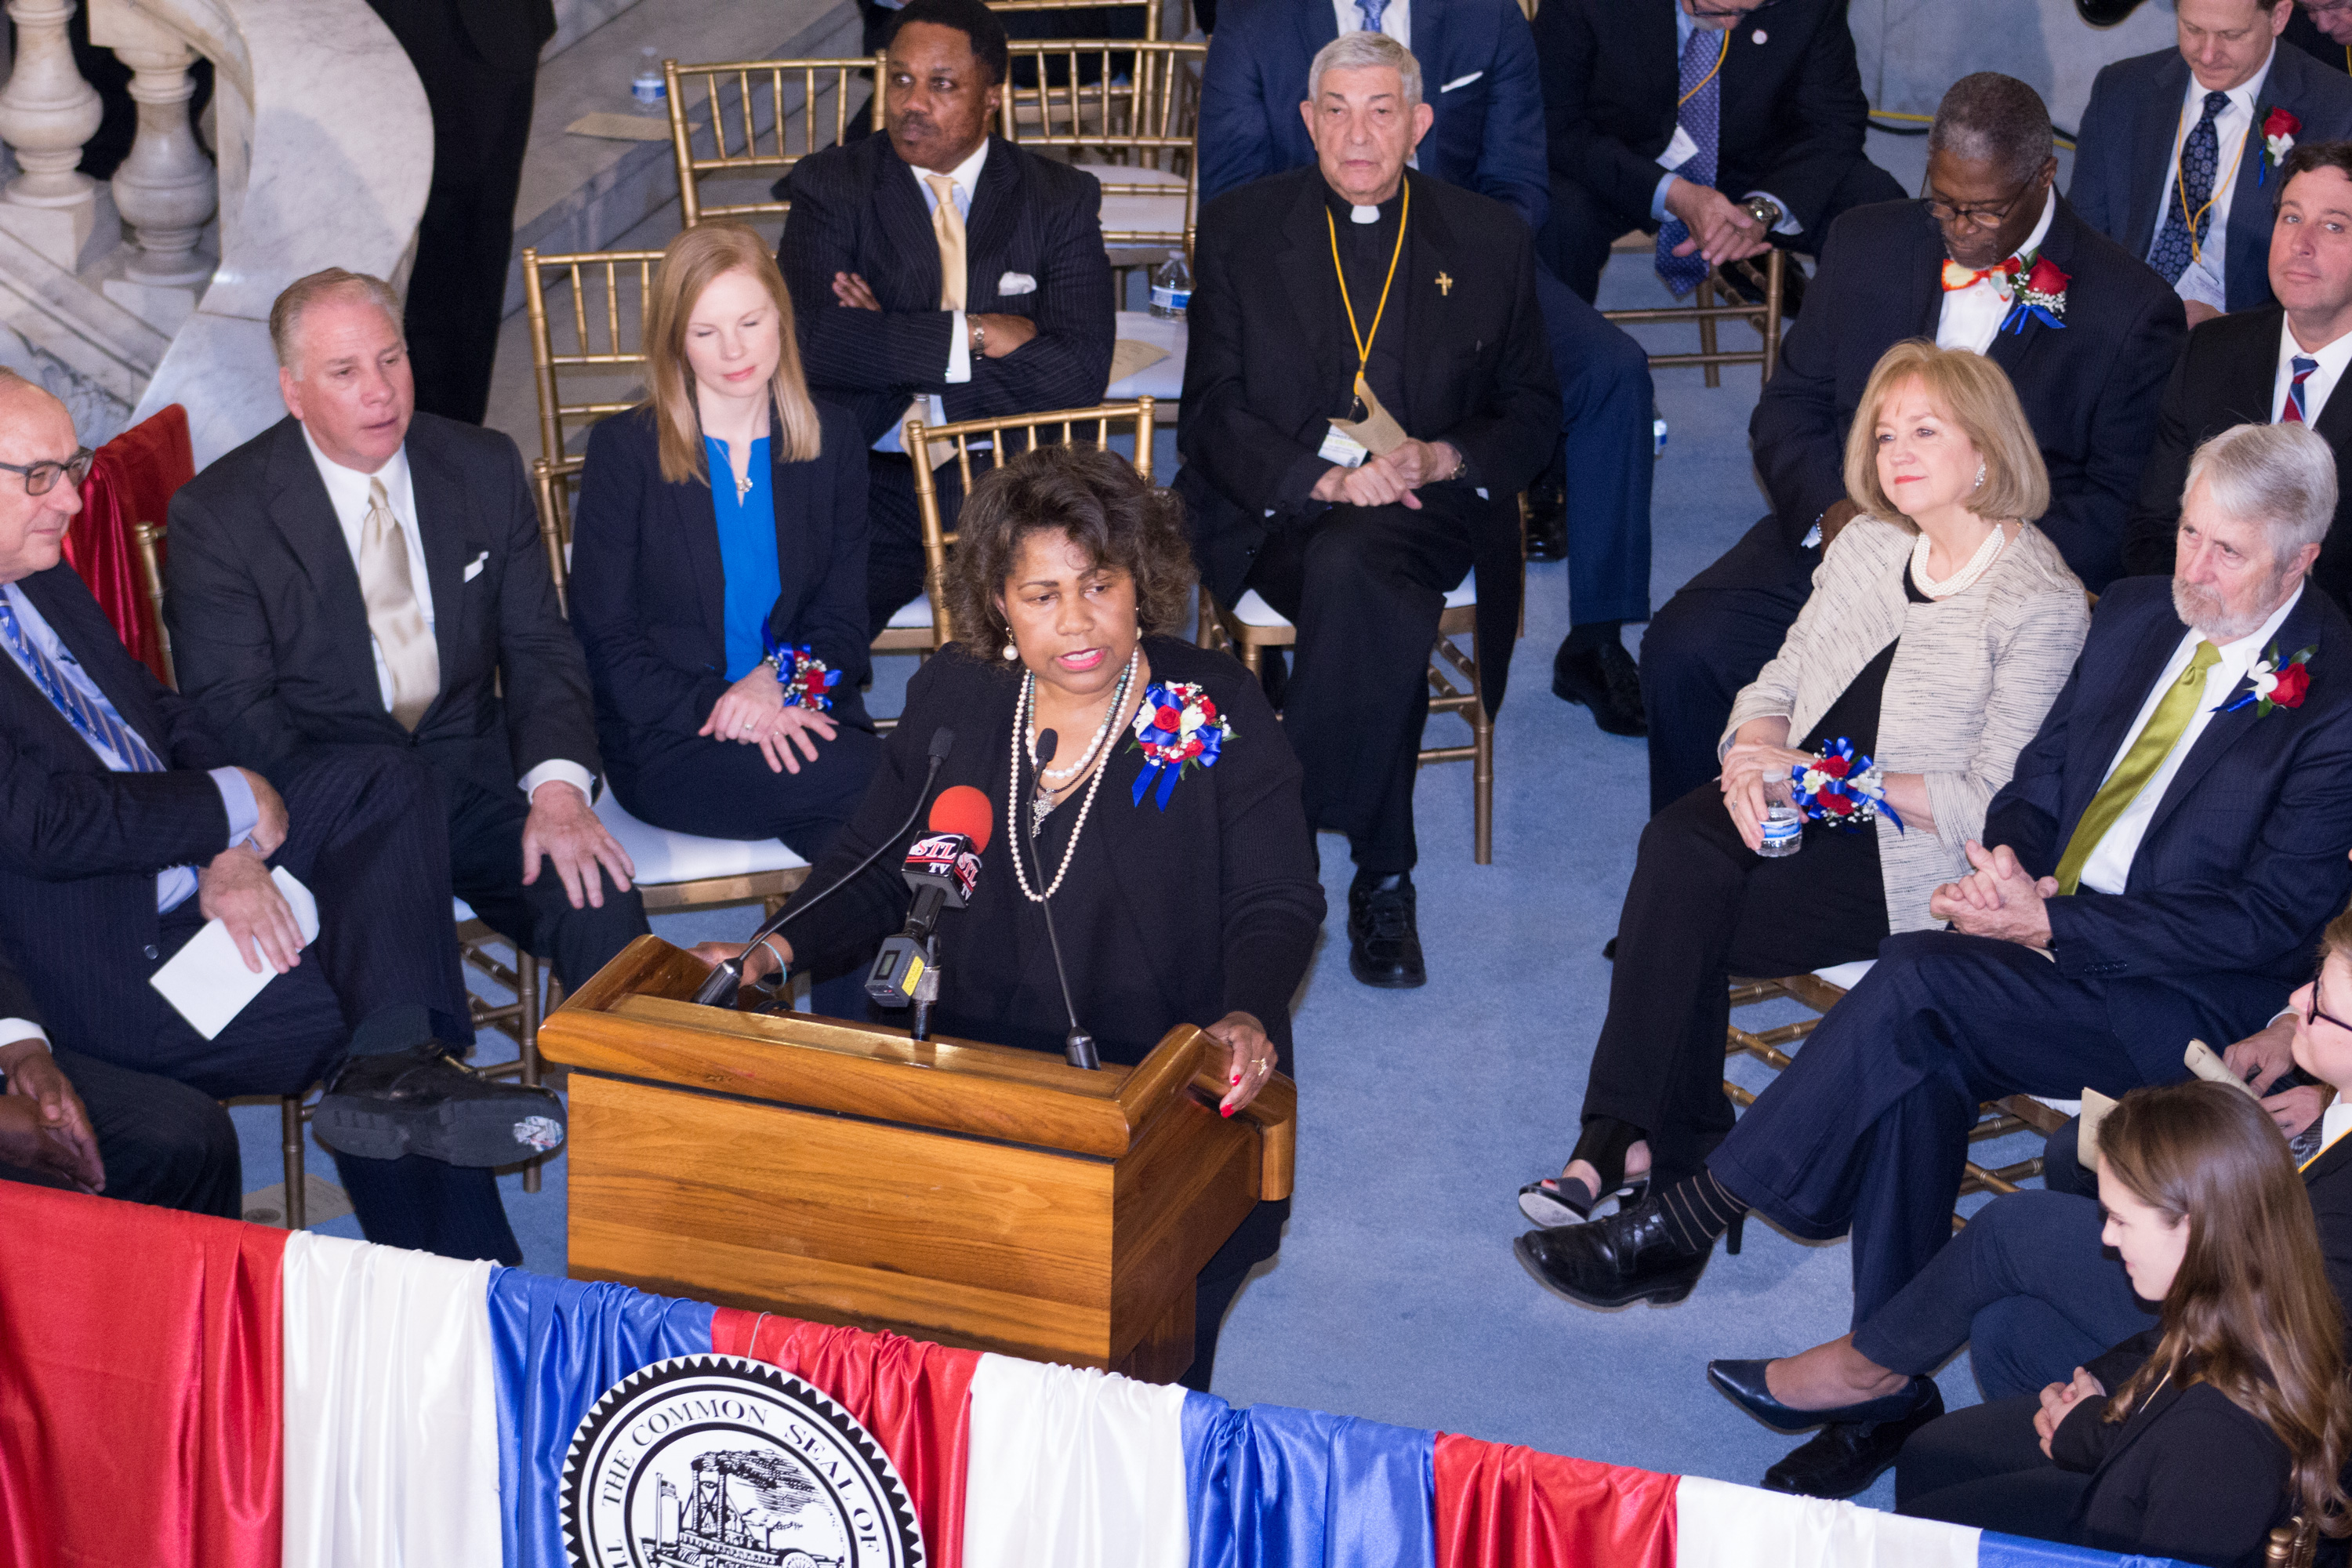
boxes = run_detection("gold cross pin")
[1436,272,1454,296]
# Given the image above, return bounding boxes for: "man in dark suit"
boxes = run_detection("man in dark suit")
[1522,421,2352,1492]
[0,372,561,1260]
[1178,31,1559,988]
[166,268,648,997]
[0,946,239,1218]
[1641,74,2187,814]
[1532,0,1903,305]
[2288,1,2352,74]
[2124,142,2352,613]
[779,0,1116,640]
[2071,0,2352,325]
[1196,0,1656,735]
[363,0,555,424]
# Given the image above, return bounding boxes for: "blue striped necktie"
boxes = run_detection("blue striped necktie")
[0,592,164,772]
[2284,355,2319,424]
[1356,0,1384,27]
[1656,27,1722,298]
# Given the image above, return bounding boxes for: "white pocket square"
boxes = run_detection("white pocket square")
[462,551,488,583]
[1439,71,1483,93]
[997,271,1037,296]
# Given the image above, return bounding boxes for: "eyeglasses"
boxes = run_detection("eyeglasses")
[0,448,93,496]
[1923,173,2040,232]
[2311,973,2352,1035]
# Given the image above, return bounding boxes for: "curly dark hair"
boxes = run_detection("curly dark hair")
[945,444,1195,656]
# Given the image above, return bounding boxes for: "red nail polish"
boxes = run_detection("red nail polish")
[1221,1104,1235,1117]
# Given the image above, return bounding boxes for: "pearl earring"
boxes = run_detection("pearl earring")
[1003,640,1019,660]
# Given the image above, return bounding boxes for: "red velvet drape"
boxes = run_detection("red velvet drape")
[62,403,194,685]
[0,1183,287,1566]
[710,1308,980,1568]
[1433,1432,1682,1568]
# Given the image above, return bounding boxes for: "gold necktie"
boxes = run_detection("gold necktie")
[358,476,440,731]
[903,172,967,470]
[2052,640,2223,895]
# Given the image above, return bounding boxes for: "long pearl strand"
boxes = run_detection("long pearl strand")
[1007,650,1138,903]
[1911,522,2006,600]
[1031,662,1126,786]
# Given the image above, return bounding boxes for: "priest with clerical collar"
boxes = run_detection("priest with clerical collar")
[1173,29,1559,990]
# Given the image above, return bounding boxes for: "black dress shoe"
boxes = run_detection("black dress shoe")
[1512,1192,1711,1308]
[1552,640,1647,736]
[1523,481,1567,561]
[1348,871,1426,988]
[2074,0,2146,23]
[314,1042,568,1167]
[1761,1381,1945,1499]
[1708,1361,1936,1433]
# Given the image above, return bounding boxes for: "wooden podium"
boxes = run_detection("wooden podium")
[539,937,1296,1382]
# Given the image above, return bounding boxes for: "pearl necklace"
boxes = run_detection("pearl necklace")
[1029,663,1127,786]
[1911,523,2006,600]
[1007,650,1138,902]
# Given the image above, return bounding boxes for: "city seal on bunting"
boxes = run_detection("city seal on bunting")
[561,1354,926,1568]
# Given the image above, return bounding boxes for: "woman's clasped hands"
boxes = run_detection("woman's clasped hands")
[701,666,838,775]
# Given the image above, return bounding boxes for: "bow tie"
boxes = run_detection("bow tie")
[1942,256,2022,293]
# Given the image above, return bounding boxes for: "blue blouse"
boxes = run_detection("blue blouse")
[706,434,779,681]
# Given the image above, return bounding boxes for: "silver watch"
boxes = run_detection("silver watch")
[1743,196,1783,230]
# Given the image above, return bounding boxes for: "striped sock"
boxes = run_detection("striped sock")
[1656,1169,1748,1256]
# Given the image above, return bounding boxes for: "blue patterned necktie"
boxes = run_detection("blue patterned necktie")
[0,592,164,771]
[2151,90,2230,285]
[2284,355,2320,424]
[1656,26,1723,297]
[1356,0,1384,29]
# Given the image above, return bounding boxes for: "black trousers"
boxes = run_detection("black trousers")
[1541,158,1906,304]
[366,0,537,425]
[1587,782,1887,1187]
[445,772,649,993]
[1709,930,2172,1323]
[866,455,967,641]
[1896,1395,2089,1537]
[1851,1189,2155,1402]
[611,721,882,862]
[0,1046,241,1218]
[1642,517,1817,814]
[89,749,520,1262]
[1248,499,1477,874]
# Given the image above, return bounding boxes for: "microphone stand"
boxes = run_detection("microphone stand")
[691,726,955,1009]
[1025,730,1099,1069]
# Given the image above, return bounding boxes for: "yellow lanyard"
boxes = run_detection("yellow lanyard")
[1325,179,1410,382]
[2172,95,2250,265]
[1679,28,1730,108]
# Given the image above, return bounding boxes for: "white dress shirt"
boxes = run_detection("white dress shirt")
[2155,49,2274,312]
[1936,188,2058,356]
[2314,1096,2352,1166]
[0,1016,43,1054]
[2274,313,2352,424]
[2076,586,2303,895]
[873,140,990,455]
[299,426,591,800]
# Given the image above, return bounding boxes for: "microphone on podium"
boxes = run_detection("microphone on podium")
[1025,731,1100,1070]
[866,784,994,1015]
[691,726,955,1009]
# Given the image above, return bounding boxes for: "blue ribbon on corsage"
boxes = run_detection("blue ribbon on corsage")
[761,627,839,711]
[1128,681,1232,810]
[1786,737,1904,833]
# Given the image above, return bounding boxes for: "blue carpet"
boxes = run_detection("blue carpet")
[227,247,2042,1506]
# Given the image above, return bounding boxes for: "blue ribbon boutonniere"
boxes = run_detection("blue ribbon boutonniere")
[1128,681,1233,809]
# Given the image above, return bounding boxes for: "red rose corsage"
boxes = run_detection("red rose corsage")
[760,631,840,712]
[2220,641,2314,717]
[2262,106,2301,184]
[1788,737,1904,832]
[2000,252,2069,336]
[1128,680,1232,809]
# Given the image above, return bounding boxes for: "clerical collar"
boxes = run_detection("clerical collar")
[1326,183,1403,226]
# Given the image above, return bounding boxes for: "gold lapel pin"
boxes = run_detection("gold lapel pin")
[1436,271,1454,296]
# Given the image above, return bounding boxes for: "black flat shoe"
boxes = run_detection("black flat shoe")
[1348,871,1425,989]
[1761,1383,1946,1500]
[1552,640,1646,736]
[2074,0,2146,23]
[314,1042,568,1167]
[1512,1192,1712,1308]
[1708,1361,1936,1434]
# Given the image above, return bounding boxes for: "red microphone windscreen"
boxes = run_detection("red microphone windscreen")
[928,784,995,853]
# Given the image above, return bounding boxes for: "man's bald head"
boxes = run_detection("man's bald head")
[0,372,85,585]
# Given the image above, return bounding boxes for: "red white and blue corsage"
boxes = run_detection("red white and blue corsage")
[1788,737,1904,832]
[761,630,839,712]
[2220,641,2314,717]
[1128,681,1232,809]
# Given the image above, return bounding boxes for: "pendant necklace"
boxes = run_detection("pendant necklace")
[1030,665,1127,789]
[1007,650,1138,901]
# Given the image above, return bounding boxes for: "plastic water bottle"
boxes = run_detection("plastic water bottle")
[1758,804,1802,858]
[633,47,666,107]
[1149,251,1192,318]
[1652,400,1668,459]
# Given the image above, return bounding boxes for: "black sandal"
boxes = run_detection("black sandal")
[1516,1115,1646,1227]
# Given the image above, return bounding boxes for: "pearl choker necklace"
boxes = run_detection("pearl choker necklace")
[1911,524,2006,600]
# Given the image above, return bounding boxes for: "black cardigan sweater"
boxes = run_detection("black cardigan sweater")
[786,636,1325,1066]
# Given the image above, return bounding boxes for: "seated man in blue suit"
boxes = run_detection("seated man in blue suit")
[2072,0,2352,324]
[1520,420,2352,1487]
[1198,0,1657,736]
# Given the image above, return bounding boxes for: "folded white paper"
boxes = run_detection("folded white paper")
[149,868,321,1040]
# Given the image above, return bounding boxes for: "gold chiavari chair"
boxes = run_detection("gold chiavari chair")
[899,400,1158,648]
[996,38,1204,268]
[989,0,1163,41]
[1602,231,1787,388]
[521,247,664,474]
[664,53,889,231]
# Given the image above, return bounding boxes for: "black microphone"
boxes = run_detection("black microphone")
[1025,730,1100,1069]
[866,784,993,1009]
[691,725,955,1008]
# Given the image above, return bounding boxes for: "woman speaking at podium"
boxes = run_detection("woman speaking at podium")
[717,443,1325,1389]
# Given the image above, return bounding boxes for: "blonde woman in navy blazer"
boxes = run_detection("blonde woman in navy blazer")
[571,223,880,856]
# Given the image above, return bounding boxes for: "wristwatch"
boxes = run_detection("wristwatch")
[1743,196,1783,230]
[968,317,987,357]
[1441,445,1468,483]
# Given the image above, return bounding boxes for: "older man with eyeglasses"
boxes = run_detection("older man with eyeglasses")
[1637,72,2187,817]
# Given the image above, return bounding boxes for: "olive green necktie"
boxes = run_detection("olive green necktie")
[2052,639,2222,895]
